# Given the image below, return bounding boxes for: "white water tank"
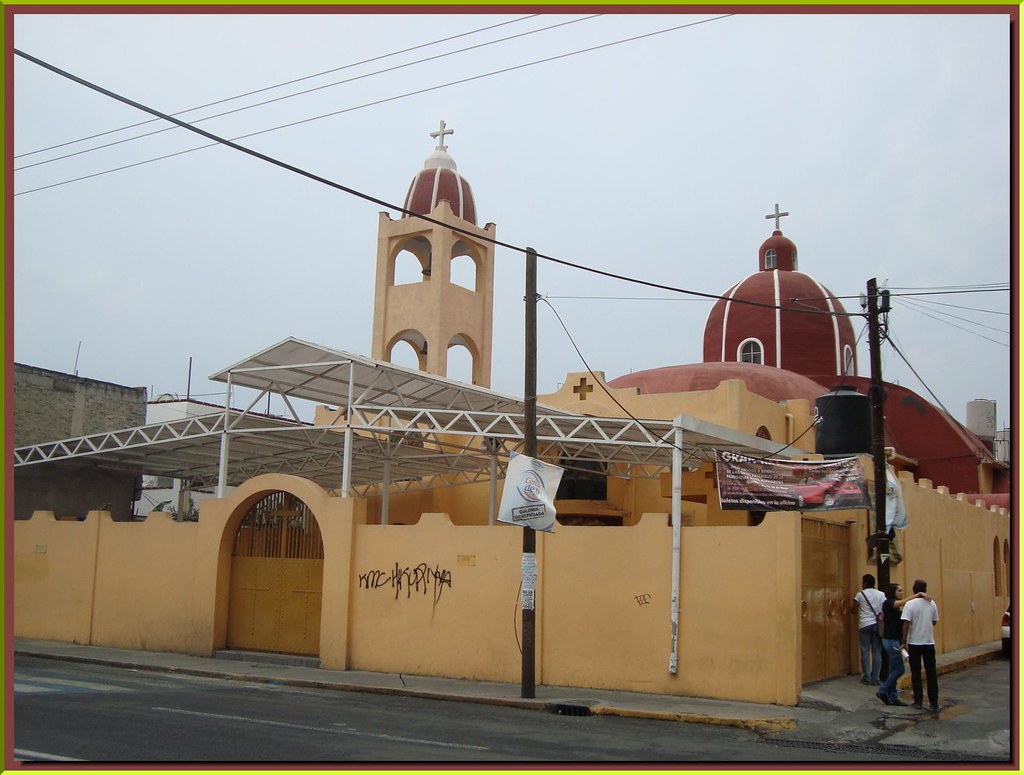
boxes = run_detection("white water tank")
[994,428,1010,463]
[966,399,997,443]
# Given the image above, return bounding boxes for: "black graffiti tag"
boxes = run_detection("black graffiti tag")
[358,562,453,604]
[634,593,652,606]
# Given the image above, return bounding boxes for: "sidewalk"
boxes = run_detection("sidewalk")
[12,637,1002,735]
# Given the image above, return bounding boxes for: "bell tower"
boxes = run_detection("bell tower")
[371,121,496,387]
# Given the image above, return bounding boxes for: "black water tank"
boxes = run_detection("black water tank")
[815,387,871,456]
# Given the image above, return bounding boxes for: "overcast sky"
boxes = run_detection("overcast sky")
[12,10,1012,430]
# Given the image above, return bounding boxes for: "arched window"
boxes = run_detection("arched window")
[843,345,855,376]
[755,426,772,440]
[764,249,776,270]
[994,537,1002,595]
[1004,539,1010,597]
[792,248,798,270]
[738,338,763,365]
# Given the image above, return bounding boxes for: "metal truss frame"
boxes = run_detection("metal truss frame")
[14,337,808,501]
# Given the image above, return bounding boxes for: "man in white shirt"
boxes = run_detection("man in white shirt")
[852,573,886,685]
[901,578,940,711]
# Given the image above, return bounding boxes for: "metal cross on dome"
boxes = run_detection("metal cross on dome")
[431,120,454,151]
[765,203,790,230]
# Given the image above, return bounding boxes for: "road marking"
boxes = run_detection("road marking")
[15,676,132,694]
[15,749,85,762]
[153,707,489,751]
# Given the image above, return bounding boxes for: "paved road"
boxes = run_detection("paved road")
[13,656,1012,763]
[765,658,1013,762]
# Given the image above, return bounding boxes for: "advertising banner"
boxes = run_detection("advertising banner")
[497,453,564,532]
[715,450,869,512]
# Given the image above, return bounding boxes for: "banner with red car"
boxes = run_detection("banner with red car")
[715,450,869,512]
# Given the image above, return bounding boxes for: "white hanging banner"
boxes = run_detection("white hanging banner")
[885,464,908,530]
[497,453,564,533]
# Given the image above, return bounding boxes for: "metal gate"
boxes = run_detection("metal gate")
[801,518,851,684]
[227,492,324,656]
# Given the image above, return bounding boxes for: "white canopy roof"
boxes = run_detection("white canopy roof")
[15,338,807,495]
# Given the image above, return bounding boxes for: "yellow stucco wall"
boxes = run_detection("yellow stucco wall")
[845,471,1011,665]
[14,512,99,644]
[14,469,1008,707]
[347,514,522,680]
[539,512,801,704]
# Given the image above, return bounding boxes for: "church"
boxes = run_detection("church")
[13,123,1011,704]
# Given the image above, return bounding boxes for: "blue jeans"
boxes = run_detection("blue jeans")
[859,625,882,681]
[878,638,905,700]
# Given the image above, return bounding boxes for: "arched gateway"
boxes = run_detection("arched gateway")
[227,491,324,655]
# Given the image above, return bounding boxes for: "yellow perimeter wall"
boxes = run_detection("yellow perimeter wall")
[14,472,1009,707]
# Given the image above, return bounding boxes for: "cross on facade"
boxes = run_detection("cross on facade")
[765,203,790,230]
[430,119,454,150]
[572,377,594,400]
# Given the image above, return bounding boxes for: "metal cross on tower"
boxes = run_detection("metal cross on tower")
[765,203,790,230]
[431,119,454,150]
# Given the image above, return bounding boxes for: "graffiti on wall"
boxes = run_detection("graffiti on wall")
[358,562,453,604]
[634,593,652,606]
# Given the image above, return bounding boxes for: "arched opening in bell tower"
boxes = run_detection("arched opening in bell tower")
[387,330,428,371]
[391,236,432,285]
[447,334,480,385]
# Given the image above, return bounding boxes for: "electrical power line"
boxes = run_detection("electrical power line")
[833,287,1009,301]
[896,296,1009,336]
[904,296,1010,316]
[16,14,603,172]
[15,14,544,160]
[884,332,998,463]
[894,298,1009,346]
[13,47,995,332]
[15,14,732,193]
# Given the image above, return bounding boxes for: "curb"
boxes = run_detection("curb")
[590,705,796,733]
[895,647,1001,690]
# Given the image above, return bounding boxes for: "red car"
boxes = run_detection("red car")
[792,479,867,509]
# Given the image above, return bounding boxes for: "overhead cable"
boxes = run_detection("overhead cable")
[16,46,855,322]
[16,14,732,189]
[896,296,1009,336]
[894,298,1009,346]
[17,14,602,171]
[885,332,998,463]
[15,13,544,159]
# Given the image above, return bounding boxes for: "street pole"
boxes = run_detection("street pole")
[866,277,890,590]
[522,247,538,699]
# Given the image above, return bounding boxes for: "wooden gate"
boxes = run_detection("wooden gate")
[227,492,324,656]
[801,518,851,684]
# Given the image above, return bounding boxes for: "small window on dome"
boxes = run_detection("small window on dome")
[738,338,763,365]
[764,249,776,270]
[843,345,855,376]
[792,248,798,270]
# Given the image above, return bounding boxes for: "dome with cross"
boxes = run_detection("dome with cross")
[402,120,478,225]
[700,206,857,380]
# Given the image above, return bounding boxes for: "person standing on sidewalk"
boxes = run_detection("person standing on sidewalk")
[852,573,886,685]
[876,583,932,705]
[901,578,940,711]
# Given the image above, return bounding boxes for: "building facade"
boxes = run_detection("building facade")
[12,126,1011,705]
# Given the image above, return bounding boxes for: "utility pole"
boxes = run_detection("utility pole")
[866,278,891,589]
[522,247,538,699]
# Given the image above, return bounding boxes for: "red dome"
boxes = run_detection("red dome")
[607,362,827,403]
[703,228,858,380]
[402,123,477,225]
